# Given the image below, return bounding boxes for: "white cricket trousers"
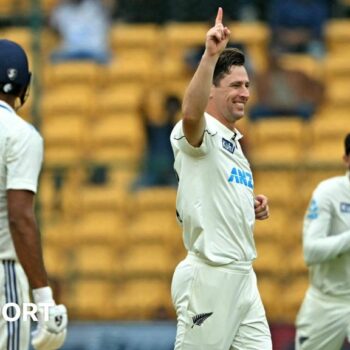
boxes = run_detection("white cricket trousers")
[171,253,272,350]
[0,260,30,350]
[295,286,350,350]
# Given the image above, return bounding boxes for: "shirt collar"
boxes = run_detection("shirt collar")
[204,112,243,141]
[0,101,15,114]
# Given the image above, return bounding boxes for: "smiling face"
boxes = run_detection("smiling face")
[208,65,250,128]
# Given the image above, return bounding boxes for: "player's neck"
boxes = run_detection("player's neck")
[0,94,16,109]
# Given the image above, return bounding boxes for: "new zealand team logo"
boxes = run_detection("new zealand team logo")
[191,312,213,328]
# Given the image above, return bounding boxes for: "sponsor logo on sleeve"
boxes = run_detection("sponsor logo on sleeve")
[306,199,319,219]
[340,202,350,213]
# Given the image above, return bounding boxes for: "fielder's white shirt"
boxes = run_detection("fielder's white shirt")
[0,101,43,260]
[171,113,257,265]
[303,172,350,297]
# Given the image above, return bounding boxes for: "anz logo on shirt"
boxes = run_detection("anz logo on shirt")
[228,167,253,189]
[307,199,319,219]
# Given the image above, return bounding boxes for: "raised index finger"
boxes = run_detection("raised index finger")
[215,7,223,25]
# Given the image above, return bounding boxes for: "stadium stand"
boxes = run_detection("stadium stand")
[3,2,350,348]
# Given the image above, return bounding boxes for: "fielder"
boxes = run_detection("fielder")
[170,8,272,350]
[0,39,67,349]
[295,133,350,350]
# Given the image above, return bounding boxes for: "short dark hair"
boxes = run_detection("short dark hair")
[345,133,350,155]
[213,48,245,86]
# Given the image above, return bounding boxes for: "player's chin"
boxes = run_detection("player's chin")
[233,111,245,120]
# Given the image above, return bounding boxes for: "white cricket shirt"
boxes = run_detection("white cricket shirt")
[0,101,43,260]
[303,172,350,297]
[170,113,257,265]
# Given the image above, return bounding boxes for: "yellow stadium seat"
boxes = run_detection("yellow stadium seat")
[73,244,120,276]
[41,114,86,166]
[249,117,306,164]
[128,211,180,246]
[257,277,284,321]
[254,205,292,241]
[109,167,138,189]
[162,22,208,64]
[0,1,20,15]
[254,170,298,204]
[43,61,101,88]
[80,184,125,211]
[251,117,305,143]
[229,21,270,43]
[311,116,349,142]
[315,105,350,121]
[253,240,284,274]
[325,19,350,53]
[158,57,190,81]
[114,278,174,320]
[122,244,176,275]
[306,140,344,164]
[306,117,348,164]
[229,21,270,72]
[88,114,144,163]
[105,56,154,84]
[279,54,322,80]
[281,276,309,323]
[298,168,343,209]
[1,27,32,53]
[110,23,159,51]
[71,279,117,319]
[41,86,94,118]
[132,187,177,210]
[287,246,308,274]
[42,244,71,278]
[251,139,302,165]
[95,85,143,113]
[325,79,350,106]
[74,212,126,245]
[163,22,208,48]
[323,53,350,80]
[41,0,59,14]
[42,221,76,248]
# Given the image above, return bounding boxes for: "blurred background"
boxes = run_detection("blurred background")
[2,0,350,349]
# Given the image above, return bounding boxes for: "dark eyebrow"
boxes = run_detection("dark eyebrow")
[229,80,250,87]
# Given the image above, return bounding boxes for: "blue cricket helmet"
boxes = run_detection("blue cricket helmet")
[0,39,31,105]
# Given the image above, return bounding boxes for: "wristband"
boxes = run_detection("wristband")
[32,286,55,304]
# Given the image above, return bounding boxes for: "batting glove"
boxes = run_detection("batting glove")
[31,287,68,350]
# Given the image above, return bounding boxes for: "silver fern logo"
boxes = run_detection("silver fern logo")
[191,312,213,328]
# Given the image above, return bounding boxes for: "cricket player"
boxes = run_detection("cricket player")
[295,133,350,350]
[0,39,67,349]
[170,8,272,350]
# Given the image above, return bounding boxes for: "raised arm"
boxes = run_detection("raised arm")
[182,7,230,146]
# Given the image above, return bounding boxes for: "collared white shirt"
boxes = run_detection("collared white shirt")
[303,172,350,297]
[0,101,43,260]
[170,113,256,264]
